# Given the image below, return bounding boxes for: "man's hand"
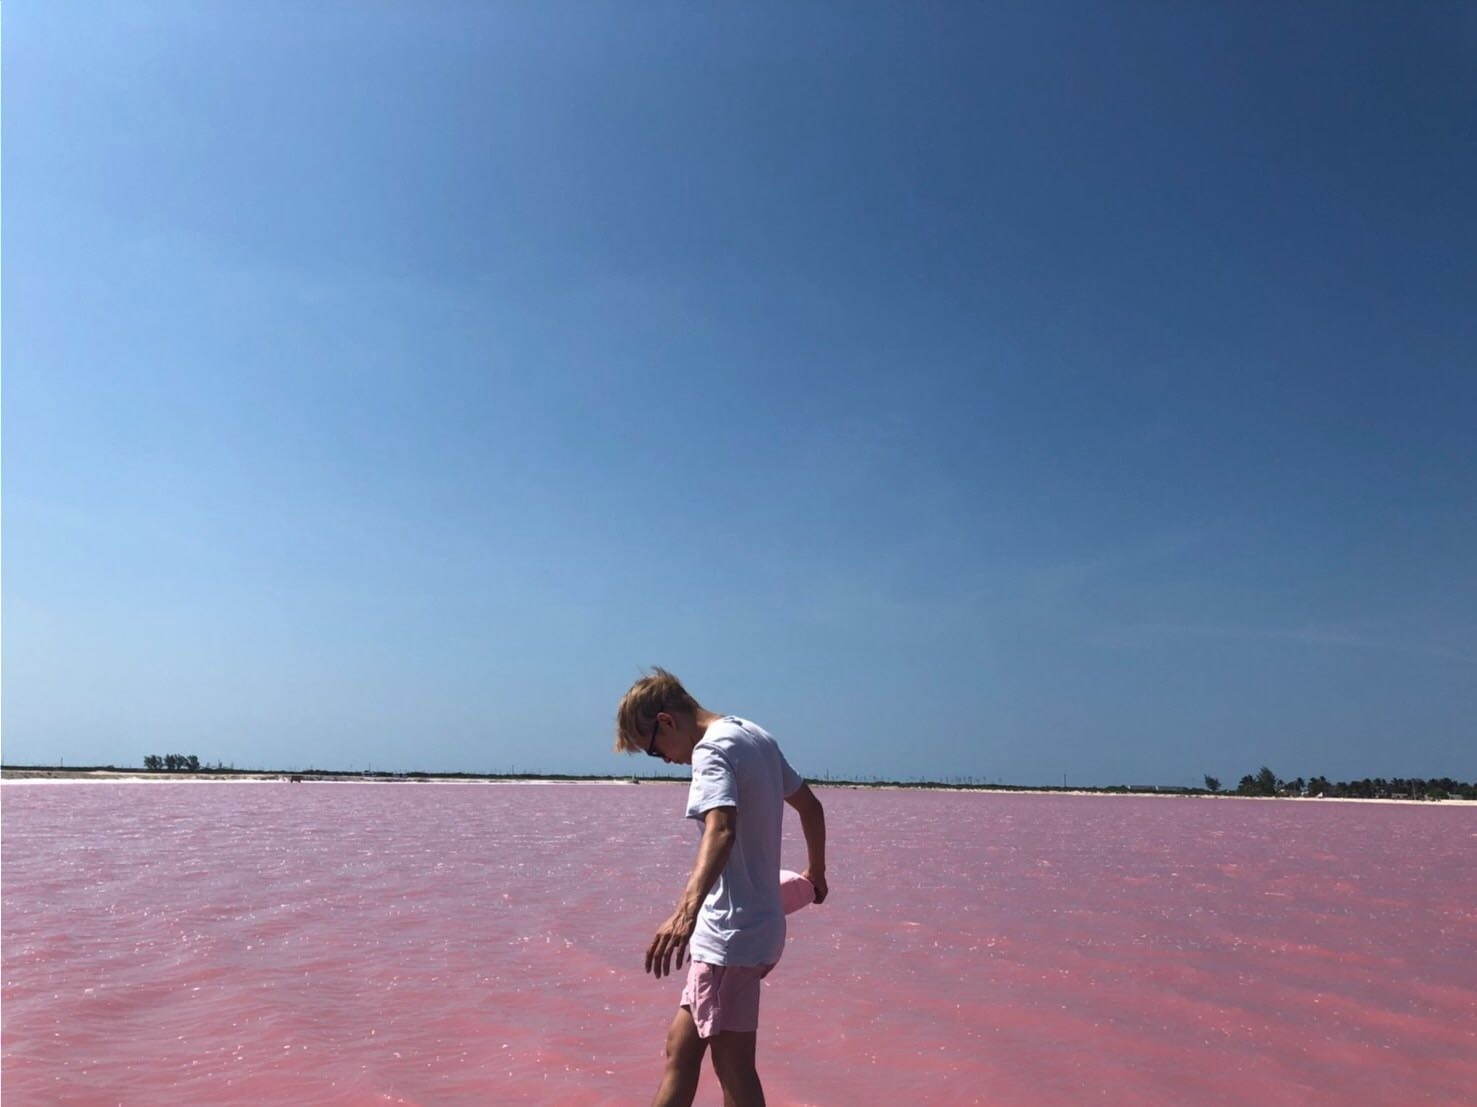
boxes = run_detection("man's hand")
[646,908,696,978]
[803,868,829,904]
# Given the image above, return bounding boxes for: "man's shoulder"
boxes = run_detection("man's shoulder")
[701,716,773,751]
[700,718,791,775]
[704,716,750,740]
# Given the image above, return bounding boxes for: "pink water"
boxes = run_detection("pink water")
[3,783,1474,1106]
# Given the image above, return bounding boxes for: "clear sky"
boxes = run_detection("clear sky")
[5,3,1474,784]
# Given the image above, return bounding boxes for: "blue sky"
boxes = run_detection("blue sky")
[5,3,1474,784]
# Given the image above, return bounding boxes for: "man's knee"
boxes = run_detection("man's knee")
[664,1038,703,1073]
[708,1031,758,1083]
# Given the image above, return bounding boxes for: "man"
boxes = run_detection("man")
[615,668,828,1107]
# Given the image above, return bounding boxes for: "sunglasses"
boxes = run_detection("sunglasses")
[645,713,665,759]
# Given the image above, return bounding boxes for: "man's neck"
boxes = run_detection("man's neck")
[693,709,725,733]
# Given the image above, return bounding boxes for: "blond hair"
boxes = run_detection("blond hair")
[614,667,703,753]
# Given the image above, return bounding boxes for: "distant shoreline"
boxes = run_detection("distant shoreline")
[0,768,646,785]
[3,766,1473,804]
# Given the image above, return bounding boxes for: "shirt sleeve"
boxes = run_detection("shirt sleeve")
[686,744,738,821]
[778,749,803,797]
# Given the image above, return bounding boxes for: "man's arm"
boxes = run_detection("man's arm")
[785,783,828,903]
[645,805,736,978]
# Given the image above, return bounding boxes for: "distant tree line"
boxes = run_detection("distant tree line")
[11,757,1461,799]
[1204,766,1477,801]
[142,754,201,772]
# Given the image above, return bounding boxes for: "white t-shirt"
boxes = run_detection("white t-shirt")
[685,716,804,967]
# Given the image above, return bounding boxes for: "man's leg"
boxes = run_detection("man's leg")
[709,1030,764,1107]
[651,1007,707,1107]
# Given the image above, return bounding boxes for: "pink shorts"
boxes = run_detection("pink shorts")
[680,959,776,1038]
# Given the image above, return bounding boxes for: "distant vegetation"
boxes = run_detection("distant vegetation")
[0,760,1471,800]
[1226,765,1476,800]
[142,754,202,772]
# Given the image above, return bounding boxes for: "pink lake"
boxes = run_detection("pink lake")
[2,782,1474,1105]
